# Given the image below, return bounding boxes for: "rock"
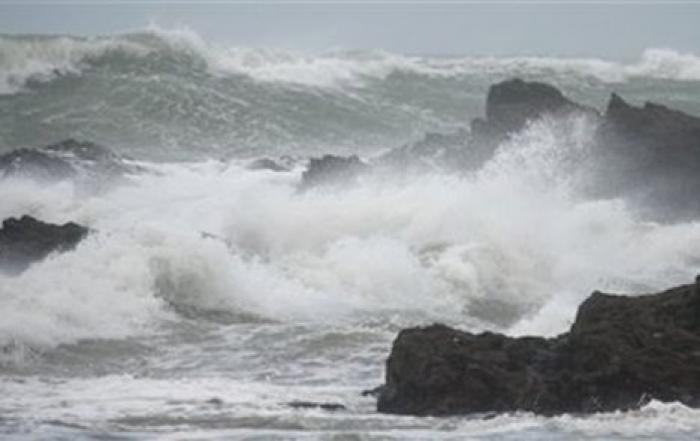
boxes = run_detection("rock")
[0,215,89,274]
[0,148,76,181]
[379,78,596,172]
[0,139,139,183]
[286,401,346,411]
[472,78,597,145]
[300,154,368,190]
[591,94,700,220]
[377,277,700,416]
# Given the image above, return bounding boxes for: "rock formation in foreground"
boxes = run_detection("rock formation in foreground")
[0,215,89,274]
[377,277,700,416]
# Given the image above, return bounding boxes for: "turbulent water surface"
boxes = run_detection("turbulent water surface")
[3,27,700,440]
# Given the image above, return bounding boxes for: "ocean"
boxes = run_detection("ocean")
[2,26,700,440]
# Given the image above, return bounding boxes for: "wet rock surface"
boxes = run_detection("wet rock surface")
[377,278,700,416]
[0,215,89,274]
[591,94,700,220]
[380,78,596,171]
[300,154,369,190]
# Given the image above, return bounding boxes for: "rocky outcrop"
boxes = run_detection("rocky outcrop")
[379,79,700,220]
[300,154,369,190]
[0,148,75,181]
[0,139,139,182]
[0,215,89,274]
[591,94,700,220]
[380,79,596,171]
[377,277,700,416]
[471,78,596,145]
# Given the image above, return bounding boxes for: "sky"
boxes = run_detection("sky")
[0,2,699,58]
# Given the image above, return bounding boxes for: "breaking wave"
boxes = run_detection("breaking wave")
[3,118,700,361]
[2,26,700,95]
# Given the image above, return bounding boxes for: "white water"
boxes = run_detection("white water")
[3,25,700,94]
[3,39,700,435]
[2,118,699,360]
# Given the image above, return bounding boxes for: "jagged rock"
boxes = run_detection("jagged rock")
[0,215,89,274]
[300,154,368,190]
[377,277,700,416]
[380,79,596,172]
[591,94,700,220]
[471,78,597,145]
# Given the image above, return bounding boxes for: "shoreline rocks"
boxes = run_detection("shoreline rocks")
[0,138,139,183]
[380,78,597,171]
[300,154,369,190]
[377,278,700,416]
[591,93,700,220]
[0,215,89,274]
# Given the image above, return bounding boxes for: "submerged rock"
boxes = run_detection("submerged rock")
[377,277,700,416]
[0,215,89,274]
[300,154,368,190]
[286,401,346,411]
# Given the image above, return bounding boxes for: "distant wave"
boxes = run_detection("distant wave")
[2,25,700,95]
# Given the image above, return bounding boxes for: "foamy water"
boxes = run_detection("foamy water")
[3,26,700,439]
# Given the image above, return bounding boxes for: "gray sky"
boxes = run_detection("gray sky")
[1,2,699,58]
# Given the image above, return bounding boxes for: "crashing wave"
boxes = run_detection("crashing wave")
[2,25,700,95]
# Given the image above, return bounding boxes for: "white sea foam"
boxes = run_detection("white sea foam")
[2,117,700,359]
[2,25,700,95]
[0,34,148,94]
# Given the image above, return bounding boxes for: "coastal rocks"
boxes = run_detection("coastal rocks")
[471,78,595,145]
[0,139,138,183]
[300,154,368,190]
[377,278,700,416]
[0,215,89,274]
[591,94,700,220]
[381,78,596,171]
[0,148,75,181]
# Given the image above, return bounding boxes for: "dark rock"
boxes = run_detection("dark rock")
[0,215,89,274]
[379,78,596,172]
[472,78,597,146]
[300,154,368,190]
[286,401,346,411]
[361,385,384,397]
[377,277,700,416]
[591,94,700,220]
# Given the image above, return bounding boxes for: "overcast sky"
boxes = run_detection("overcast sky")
[1,2,699,58]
